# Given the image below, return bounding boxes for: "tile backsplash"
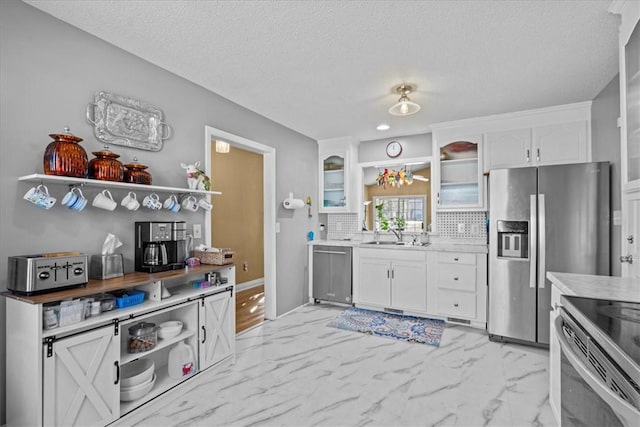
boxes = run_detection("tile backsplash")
[326,213,359,240]
[436,211,487,240]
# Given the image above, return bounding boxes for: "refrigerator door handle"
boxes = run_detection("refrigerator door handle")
[530,194,537,288]
[538,194,546,289]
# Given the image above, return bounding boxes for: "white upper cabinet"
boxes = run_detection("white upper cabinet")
[482,102,592,172]
[485,128,532,169]
[432,131,485,211]
[318,137,359,213]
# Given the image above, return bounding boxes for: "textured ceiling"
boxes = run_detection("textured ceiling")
[25,0,620,142]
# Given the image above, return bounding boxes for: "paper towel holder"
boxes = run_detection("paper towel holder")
[283,192,305,209]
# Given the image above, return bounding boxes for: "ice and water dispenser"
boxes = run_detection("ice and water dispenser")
[496,220,528,259]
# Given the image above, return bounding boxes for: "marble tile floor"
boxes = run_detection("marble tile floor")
[116,304,557,427]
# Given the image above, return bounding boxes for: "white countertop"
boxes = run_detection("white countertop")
[547,271,640,303]
[308,239,488,253]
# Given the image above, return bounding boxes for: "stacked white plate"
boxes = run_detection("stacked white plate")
[120,359,156,402]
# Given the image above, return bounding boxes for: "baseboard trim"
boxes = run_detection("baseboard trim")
[235,278,264,292]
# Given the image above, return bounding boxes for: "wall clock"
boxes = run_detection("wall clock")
[386,140,402,158]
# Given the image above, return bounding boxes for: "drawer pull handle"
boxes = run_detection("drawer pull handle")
[453,276,459,281]
[454,303,459,307]
[453,257,459,261]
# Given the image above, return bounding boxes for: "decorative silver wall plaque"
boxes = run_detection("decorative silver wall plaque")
[86,91,171,151]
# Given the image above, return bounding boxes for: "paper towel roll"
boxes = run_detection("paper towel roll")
[283,198,305,209]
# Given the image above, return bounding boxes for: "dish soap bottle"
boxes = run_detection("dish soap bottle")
[168,341,195,379]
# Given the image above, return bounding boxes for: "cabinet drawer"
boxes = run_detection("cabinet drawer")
[437,264,476,291]
[437,252,476,265]
[437,289,476,319]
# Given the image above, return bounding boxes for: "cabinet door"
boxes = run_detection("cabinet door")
[200,290,235,370]
[485,128,532,170]
[357,258,391,307]
[532,121,588,166]
[320,153,347,212]
[391,260,427,312]
[435,135,484,210]
[43,326,119,427]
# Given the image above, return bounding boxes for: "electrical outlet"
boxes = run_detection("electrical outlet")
[276,222,281,233]
[613,210,622,226]
[336,222,343,231]
[471,224,480,234]
[243,261,249,271]
[193,224,201,238]
[457,223,466,234]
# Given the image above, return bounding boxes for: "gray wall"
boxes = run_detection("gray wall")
[591,75,622,276]
[0,1,317,423]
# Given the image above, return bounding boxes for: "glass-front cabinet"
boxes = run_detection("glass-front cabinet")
[322,155,346,209]
[433,134,484,210]
[624,17,640,188]
[318,137,358,213]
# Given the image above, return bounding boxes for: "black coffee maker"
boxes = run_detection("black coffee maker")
[135,221,187,273]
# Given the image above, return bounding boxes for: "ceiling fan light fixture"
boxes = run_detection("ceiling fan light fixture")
[388,84,421,116]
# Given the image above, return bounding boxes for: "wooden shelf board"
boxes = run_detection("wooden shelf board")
[1,264,233,305]
[121,329,196,365]
[18,174,221,196]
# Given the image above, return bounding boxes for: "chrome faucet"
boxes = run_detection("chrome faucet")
[390,228,402,242]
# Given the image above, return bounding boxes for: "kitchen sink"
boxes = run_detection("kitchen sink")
[361,241,430,247]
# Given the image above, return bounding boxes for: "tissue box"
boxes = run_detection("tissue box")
[90,254,124,280]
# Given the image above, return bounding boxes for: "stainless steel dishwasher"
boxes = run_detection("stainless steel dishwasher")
[312,245,352,304]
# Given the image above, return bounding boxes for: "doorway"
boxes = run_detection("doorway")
[204,126,277,321]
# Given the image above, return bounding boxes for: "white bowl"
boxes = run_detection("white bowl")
[120,373,156,402]
[157,320,183,339]
[120,358,155,388]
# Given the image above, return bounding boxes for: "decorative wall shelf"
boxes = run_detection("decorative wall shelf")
[18,173,221,196]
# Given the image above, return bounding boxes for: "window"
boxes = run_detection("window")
[373,195,426,232]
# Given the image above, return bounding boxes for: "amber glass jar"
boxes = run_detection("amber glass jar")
[88,147,124,182]
[123,159,152,185]
[43,127,88,178]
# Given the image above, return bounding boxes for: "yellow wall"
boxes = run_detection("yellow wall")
[364,167,431,230]
[211,144,264,284]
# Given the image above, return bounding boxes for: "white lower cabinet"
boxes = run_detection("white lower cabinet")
[43,325,120,427]
[118,299,201,416]
[426,251,487,328]
[200,290,235,370]
[5,265,236,427]
[356,248,427,313]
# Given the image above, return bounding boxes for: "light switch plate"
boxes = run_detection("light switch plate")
[193,224,202,238]
[276,222,281,233]
[457,223,466,233]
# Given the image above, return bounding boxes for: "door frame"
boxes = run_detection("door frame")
[204,125,277,320]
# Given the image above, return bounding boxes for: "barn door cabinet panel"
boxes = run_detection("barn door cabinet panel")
[4,265,236,427]
[199,290,236,370]
[43,325,120,427]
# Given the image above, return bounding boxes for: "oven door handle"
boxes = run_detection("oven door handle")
[553,316,640,427]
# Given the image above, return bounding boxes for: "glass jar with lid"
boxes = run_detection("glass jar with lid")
[43,127,88,178]
[123,158,152,185]
[127,321,157,353]
[88,145,124,182]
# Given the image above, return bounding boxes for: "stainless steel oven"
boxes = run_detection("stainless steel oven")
[555,296,640,427]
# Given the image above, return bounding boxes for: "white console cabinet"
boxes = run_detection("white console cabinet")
[4,264,235,427]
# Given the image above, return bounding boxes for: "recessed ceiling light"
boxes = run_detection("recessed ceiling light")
[376,124,390,131]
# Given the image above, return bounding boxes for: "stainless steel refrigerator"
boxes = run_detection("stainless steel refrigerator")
[488,162,610,345]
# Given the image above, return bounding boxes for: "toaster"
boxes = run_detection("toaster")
[7,252,89,295]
